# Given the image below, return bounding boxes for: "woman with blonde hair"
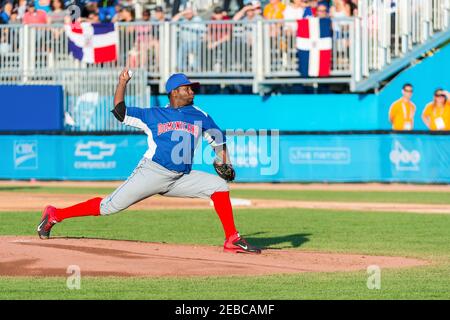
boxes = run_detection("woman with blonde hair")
[422,89,450,131]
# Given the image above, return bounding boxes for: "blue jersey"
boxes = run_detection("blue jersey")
[124,104,225,173]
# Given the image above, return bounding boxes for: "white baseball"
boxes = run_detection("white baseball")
[127,70,133,78]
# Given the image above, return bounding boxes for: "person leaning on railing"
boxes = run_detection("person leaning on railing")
[22,1,48,24]
[152,6,169,22]
[264,0,286,62]
[206,6,232,72]
[422,89,450,131]
[388,83,416,131]
[47,0,66,24]
[283,0,308,35]
[172,7,204,71]
[129,9,160,68]
[0,0,13,24]
[232,1,262,72]
[223,0,244,14]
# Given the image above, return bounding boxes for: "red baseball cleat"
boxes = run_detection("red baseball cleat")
[37,205,58,240]
[224,232,261,254]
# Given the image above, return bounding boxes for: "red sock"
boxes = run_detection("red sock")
[211,191,238,239]
[55,197,102,222]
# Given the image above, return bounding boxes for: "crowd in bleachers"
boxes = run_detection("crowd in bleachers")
[0,0,359,25]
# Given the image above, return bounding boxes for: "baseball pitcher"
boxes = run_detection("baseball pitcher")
[37,69,261,254]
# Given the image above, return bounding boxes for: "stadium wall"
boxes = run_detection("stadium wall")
[0,85,63,132]
[151,94,381,131]
[1,46,449,182]
[1,133,450,183]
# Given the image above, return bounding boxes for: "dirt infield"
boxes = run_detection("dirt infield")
[1,191,450,214]
[0,237,428,277]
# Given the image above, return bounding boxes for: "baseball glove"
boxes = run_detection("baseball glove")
[213,161,235,182]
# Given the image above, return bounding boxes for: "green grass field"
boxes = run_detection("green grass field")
[0,186,450,299]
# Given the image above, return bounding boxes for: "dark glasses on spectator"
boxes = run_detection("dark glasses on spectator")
[403,89,413,93]
[435,94,446,98]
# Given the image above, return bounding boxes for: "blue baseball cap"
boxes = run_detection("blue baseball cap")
[165,73,200,94]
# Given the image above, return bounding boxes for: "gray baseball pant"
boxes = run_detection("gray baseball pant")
[100,157,228,215]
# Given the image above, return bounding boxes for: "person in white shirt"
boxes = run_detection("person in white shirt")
[283,0,308,34]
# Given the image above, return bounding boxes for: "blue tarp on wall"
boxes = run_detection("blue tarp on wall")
[151,94,380,131]
[1,134,450,182]
[0,85,64,131]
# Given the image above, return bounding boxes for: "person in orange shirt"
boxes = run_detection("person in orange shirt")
[263,0,286,19]
[388,83,416,130]
[264,0,286,47]
[422,88,450,131]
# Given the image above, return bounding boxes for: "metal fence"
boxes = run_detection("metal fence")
[0,18,356,91]
[354,0,450,86]
[61,68,150,132]
[262,18,353,77]
[0,0,449,94]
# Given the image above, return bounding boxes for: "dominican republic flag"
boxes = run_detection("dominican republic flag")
[65,23,118,64]
[296,18,332,77]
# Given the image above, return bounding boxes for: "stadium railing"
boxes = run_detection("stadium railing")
[354,0,450,90]
[0,0,448,94]
[0,18,354,93]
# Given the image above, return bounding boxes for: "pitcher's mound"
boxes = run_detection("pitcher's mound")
[0,237,427,277]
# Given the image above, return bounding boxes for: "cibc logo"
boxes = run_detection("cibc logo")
[389,140,420,171]
[14,140,38,169]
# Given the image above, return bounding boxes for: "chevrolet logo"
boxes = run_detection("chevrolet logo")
[75,141,116,160]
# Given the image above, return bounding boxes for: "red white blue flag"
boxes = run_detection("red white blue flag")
[296,18,332,77]
[65,23,118,64]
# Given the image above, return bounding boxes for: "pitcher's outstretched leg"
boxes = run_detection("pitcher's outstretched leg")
[37,197,102,239]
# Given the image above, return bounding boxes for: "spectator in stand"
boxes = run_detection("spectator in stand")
[87,10,100,22]
[422,89,450,131]
[330,0,351,17]
[0,0,12,24]
[17,0,28,21]
[263,0,285,20]
[35,0,51,13]
[152,6,168,22]
[263,0,285,63]
[140,8,150,21]
[113,5,134,22]
[303,0,318,17]
[172,7,204,71]
[169,0,189,18]
[9,6,20,23]
[232,2,261,72]
[23,2,48,24]
[130,8,159,68]
[233,1,262,21]
[95,0,117,22]
[48,0,67,24]
[206,6,232,72]
[82,1,99,20]
[349,0,358,16]
[223,0,244,14]
[388,84,416,131]
[316,1,329,18]
[120,0,142,19]
[284,0,308,34]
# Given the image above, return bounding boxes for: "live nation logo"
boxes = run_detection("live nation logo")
[74,141,117,169]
